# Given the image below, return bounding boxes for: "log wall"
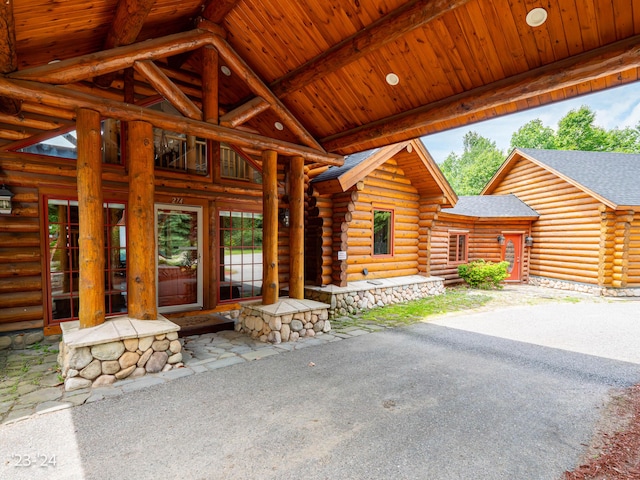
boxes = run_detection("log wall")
[0,184,43,332]
[491,157,601,285]
[0,149,292,333]
[430,215,533,285]
[629,212,640,287]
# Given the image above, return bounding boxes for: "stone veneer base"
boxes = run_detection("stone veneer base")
[528,275,640,297]
[238,298,331,343]
[305,275,446,318]
[59,315,182,391]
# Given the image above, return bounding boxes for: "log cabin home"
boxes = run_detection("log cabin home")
[482,148,640,297]
[305,139,457,316]
[432,195,539,286]
[0,0,638,384]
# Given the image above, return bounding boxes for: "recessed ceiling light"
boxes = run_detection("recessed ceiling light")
[274,121,284,131]
[385,73,400,86]
[220,65,231,76]
[526,7,548,27]
[48,59,61,64]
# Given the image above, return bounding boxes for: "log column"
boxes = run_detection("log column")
[262,150,279,304]
[76,108,105,328]
[202,45,219,305]
[289,156,304,298]
[127,121,157,319]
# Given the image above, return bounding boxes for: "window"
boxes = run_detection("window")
[220,144,261,183]
[219,210,263,301]
[18,119,122,164]
[373,209,393,255]
[448,231,468,263]
[46,198,127,323]
[153,128,207,176]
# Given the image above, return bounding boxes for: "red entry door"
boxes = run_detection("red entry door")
[501,234,522,282]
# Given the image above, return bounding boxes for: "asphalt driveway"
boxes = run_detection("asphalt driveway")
[1,299,639,479]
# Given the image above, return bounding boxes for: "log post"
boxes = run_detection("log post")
[127,120,157,319]
[76,108,105,328]
[289,155,304,298]
[262,149,279,304]
[202,45,218,304]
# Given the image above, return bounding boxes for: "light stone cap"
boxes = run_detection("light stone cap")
[247,298,330,315]
[61,315,180,348]
[304,274,445,294]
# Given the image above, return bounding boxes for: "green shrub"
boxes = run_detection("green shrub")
[457,259,509,289]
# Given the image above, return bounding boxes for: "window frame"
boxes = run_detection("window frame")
[217,207,264,303]
[372,208,394,257]
[43,194,128,325]
[447,230,469,265]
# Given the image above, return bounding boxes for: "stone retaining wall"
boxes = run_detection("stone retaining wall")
[305,275,445,318]
[528,275,640,297]
[237,299,331,343]
[58,332,183,391]
[0,330,46,350]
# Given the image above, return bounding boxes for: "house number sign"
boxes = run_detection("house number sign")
[171,197,184,204]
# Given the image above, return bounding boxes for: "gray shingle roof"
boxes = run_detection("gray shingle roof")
[442,194,539,218]
[311,148,378,183]
[518,148,640,206]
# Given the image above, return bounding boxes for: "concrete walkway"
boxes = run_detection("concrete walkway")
[0,320,387,424]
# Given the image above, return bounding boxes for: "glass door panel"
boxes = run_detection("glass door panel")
[156,205,203,311]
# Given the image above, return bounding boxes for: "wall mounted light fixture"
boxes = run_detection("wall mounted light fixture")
[0,184,14,214]
[525,236,534,247]
[278,208,290,227]
[497,234,505,245]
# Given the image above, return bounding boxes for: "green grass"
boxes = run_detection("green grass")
[355,289,492,327]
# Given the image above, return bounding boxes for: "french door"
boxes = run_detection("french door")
[155,204,203,312]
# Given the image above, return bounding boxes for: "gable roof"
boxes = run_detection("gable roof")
[440,194,539,219]
[484,148,640,209]
[311,139,457,206]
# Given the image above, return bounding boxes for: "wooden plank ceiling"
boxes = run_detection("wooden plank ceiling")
[0,0,639,159]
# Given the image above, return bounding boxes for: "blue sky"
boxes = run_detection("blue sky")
[421,82,640,164]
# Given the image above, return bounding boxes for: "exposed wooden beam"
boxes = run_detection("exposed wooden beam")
[0,77,344,166]
[0,96,22,116]
[270,0,471,97]
[209,35,325,151]
[201,46,219,124]
[0,112,64,131]
[322,35,640,153]
[9,29,217,84]
[0,0,16,73]
[202,0,240,23]
[219,96,270,128]
[94,0,156,88]
[133,60,202,120]
[0,0,20,115]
